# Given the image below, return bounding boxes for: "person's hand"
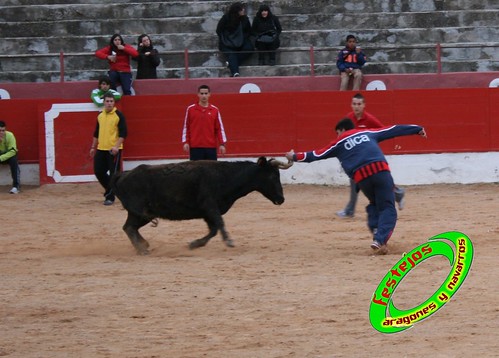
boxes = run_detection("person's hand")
[109,146,119,156]
[108,55,116,63]
[183,143,190,152]
[419,128,428,138]
[117,44,125,50]
[356,46,362,53]
[145,52,151,56]
[285,149,295,161]
[219,144,226,155]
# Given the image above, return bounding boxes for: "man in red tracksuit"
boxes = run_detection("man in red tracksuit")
[286,118,427,254]
[337,93,406,218]
[182,85,227,160]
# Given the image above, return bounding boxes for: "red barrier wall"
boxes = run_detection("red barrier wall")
[0,88,497,184]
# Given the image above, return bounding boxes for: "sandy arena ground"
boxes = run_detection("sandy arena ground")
[1,182,498,357]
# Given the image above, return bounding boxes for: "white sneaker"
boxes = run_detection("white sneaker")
[9,187,19,194]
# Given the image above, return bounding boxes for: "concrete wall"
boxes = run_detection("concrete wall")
[0,0,498,82]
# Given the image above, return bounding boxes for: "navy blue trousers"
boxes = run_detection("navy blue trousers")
[189,147,217,161]
[357,170,397,245]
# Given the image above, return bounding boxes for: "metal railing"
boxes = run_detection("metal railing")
[0,42,498,82]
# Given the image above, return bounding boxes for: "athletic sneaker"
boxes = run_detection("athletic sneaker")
[398,197,405,210]
[103,199,114,206]
[9,187,19,194]
[371,240,388,255]
[233,72,240,77]
[394,187,405,210]
[336,210,354,218]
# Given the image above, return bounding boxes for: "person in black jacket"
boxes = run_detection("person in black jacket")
[133,34,161,79]
[252,4,282,66]
[216,2,254,77]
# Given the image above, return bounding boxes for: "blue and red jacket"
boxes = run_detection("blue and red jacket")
[293,125,423,183]
[336,47,366,72]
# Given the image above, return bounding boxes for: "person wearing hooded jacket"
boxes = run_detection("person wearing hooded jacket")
[252,4,282,66]
[216,2,254,77]
[95,34,139,95]
[133,34,161,79]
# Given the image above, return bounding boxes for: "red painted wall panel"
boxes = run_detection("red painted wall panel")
[0,87,498,184]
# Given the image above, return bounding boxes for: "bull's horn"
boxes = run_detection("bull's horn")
[270,158,294,169]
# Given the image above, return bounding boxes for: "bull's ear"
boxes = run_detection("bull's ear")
[257,156,267,166]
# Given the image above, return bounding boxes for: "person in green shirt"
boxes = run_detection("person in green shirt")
[90,76,122,107]
[0,121,20,194]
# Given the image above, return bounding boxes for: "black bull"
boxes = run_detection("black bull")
[110,157,293,255]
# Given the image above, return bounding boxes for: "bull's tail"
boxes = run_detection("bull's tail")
[109,171,124,197]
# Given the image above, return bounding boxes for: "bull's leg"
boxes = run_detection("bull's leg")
[123,213,153,255]
[189,214,234,249]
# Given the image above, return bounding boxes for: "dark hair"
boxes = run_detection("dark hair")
[335,118,355,132]
[98,75,111,85]
[346,34,357,42]
[103,92,116,100]
[352,92,365,101]
[227,2,245,25]
[137,34,153,48]
[198,84,210,92]
[257,4,272,16]
[228,1,245,15]
[0,121,6,128]
[109,34,125,52]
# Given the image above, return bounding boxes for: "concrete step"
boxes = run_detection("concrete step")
[1,58,497,83]
[3,44,497,74]
[1,0,498,83]
[2,10,498,39]
[1,0,497,19]
[2,25,499,55]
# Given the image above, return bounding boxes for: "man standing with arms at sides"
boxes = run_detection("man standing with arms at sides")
[337,93,405,218]
[89,93,127,206]
[182,85,227,160]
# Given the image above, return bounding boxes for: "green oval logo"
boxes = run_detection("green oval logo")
[369,231,473,333]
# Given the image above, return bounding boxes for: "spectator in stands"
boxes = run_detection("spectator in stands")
[252,4,282,66]
[133,34,161,79]
[95,34,138,95]
[216,2,254,77]
[90,76,122,107]
[336,34,366,91]
[0,121,21,194]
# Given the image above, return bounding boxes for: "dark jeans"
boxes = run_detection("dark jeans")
[220,40,254,76]
[94,149,122,201]
[1,155,20,188]
[190,147,217,161]
[255,39,279,63]
[108,71,133,95]
[357,171,397,245]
